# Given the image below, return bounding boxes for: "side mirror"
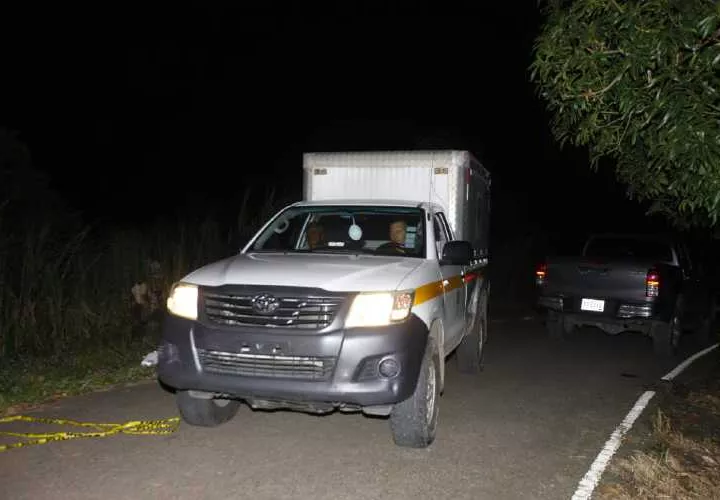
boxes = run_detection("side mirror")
[440,240,473,266]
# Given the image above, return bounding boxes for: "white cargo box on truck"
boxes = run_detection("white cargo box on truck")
[303,150,490,259]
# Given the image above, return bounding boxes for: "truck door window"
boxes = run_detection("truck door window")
[437,212,453,239]
[433,213,451,258]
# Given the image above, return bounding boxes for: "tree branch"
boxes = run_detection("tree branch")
[608,0,624,13]
[580,66,629,100]
[696,26,720,51]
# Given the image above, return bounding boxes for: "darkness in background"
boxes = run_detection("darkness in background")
[0,4,669,267]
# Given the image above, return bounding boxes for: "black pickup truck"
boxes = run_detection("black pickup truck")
[535,233,717,357]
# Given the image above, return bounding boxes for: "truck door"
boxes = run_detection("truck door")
[434,211,465,348]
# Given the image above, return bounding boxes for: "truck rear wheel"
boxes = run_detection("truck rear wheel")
[456,297,487,374]
[389,340,440,448]
[176,391,241,427]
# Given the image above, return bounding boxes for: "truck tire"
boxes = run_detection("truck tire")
[651,313,681,359]
[456,295,487,374]
[389,339,440,448]
[176,391,241,427]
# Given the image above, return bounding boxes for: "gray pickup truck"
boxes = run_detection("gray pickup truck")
[535,233,717,357]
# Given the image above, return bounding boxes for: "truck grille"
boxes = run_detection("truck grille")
[202,289,345,329]
[197,349,335,380]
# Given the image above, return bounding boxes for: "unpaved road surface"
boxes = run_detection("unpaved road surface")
[1,309,696,500]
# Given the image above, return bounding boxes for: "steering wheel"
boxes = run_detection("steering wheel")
[375,241,407,255]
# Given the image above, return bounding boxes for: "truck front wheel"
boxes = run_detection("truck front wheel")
[389,340,440,448]
[176,391,241,427]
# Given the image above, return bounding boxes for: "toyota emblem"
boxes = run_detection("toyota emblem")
[251,293,280,315]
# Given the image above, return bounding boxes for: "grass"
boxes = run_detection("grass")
[0,186,288,415]
[0,338,157,415]
[596,357,720,499]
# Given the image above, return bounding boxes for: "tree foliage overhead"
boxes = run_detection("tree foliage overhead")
[531,0,720,227]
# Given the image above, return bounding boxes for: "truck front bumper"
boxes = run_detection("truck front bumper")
[157,313,429,408]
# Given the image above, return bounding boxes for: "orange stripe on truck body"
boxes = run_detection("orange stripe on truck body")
[413,271,484,306]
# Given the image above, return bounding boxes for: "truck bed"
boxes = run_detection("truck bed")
[543,256,654,305]
[536,254,681,325]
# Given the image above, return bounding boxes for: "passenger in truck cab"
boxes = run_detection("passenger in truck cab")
[306,222,325,250]
[376,219,407,254]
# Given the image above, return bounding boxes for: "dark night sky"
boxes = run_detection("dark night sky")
[0,4,663,238]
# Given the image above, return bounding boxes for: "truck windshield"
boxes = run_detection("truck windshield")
[584,236,673,263]
[248,206,426,258]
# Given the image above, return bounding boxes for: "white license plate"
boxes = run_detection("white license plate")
[581,298,605,312]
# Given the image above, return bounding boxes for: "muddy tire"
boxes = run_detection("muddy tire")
[389,339,440,448]
[176,391,241,427]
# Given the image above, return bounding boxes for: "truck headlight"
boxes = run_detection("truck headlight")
[345,291,414,328]
[166,283,198,320]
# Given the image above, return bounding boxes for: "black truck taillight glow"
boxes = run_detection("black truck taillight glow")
[536,263,547,286]
[646,269,660,297]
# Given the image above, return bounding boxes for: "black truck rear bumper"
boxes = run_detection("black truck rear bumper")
[538,294,671,334]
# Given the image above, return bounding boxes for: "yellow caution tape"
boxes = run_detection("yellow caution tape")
[0,415,180,452]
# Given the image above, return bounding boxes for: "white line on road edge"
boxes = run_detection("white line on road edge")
[661,343,719,382]
[571,342,720,499]
[571,390,656,500]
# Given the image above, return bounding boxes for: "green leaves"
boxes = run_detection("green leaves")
[532,0,720,226]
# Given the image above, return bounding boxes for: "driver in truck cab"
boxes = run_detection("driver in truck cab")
[306,222,325,250]
[377,219,407,254]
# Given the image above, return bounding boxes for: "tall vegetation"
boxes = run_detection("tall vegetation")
[0,128,284,362]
